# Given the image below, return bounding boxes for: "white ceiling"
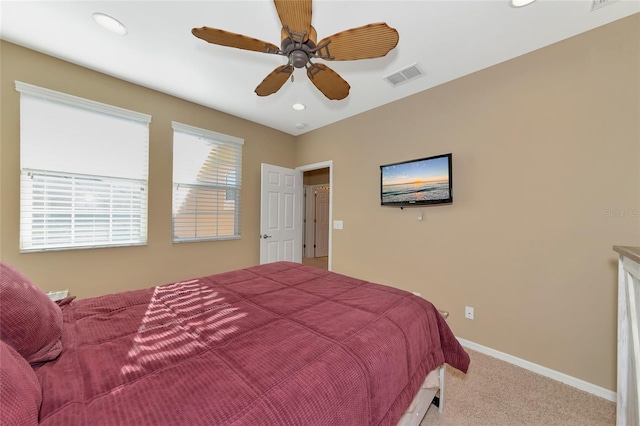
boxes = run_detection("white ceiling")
[1,1,638,136]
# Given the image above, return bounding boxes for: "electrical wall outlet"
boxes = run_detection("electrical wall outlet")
[465,306,474,320]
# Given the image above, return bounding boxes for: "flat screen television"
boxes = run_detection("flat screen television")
[380,153,452,207]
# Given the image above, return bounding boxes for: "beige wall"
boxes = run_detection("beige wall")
[0,41,296,299]
[295,15,640,391]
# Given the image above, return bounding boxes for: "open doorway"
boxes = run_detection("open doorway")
[299,165,331,270]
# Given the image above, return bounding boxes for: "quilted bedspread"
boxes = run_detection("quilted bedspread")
[35,262,469,425]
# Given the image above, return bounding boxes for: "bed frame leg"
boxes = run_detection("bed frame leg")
[429,364,446,413]
[438,364,445,413]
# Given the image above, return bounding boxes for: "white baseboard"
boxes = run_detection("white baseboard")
[457,338,616,402]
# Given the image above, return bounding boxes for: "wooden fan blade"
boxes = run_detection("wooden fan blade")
[255,65,294,96]
[274,0,312,42]
[306,63,350,100]
[192,27,279,53]
[317,23,399,61]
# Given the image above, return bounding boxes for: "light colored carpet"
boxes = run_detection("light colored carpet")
[302,256,328,270]
[421,349,615,426]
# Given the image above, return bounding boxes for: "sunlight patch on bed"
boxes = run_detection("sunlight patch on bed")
[121,279,246,376]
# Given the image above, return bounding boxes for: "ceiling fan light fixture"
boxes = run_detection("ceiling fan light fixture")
[510,0,537,7]
[292,103,306,111]
[92,12,127,35]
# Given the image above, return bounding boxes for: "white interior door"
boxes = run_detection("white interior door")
[260,163,303,264]
[314,186,330,257]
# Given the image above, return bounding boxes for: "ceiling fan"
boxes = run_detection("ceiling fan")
[191,0,399,100]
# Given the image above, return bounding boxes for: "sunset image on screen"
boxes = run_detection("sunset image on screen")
[382,156,450,204]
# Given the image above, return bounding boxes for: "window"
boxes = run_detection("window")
[16,81,151,252]
[172,122,243,242]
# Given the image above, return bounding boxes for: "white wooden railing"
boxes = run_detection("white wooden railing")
[613,246,640,426]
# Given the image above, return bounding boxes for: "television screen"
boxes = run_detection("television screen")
[380,153,452,206]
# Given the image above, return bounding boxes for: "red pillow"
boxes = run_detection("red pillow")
[0,340,42,425]
[0,262,63,364]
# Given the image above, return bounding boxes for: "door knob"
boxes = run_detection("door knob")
[261,234,272,239]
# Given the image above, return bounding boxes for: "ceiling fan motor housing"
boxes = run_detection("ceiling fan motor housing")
[290,50,309,68]
[281,36,317,68]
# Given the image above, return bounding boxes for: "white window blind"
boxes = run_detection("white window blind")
[172,122,243,242]
[16,81,151,252]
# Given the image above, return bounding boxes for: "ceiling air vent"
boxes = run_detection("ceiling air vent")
[383,64,425,87]
[591,0,618,11]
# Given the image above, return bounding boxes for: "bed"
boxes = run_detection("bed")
[0,260,469,425]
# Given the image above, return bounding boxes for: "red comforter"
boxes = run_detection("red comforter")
[35,262,469,425]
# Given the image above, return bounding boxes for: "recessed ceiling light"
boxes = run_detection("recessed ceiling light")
[511,0,537,7]
[295,123,308,129]
[292,103,306,111]
[92,13,127,35]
